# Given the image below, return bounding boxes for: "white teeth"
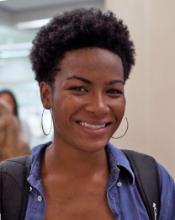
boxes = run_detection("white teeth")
[80,122,106,129]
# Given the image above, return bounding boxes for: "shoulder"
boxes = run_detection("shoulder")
[157,163,175,219]
[157,163,175,188]
[0,156,31,193]
[0,155,30,174]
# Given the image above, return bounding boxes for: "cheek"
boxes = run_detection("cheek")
[60,94,86,110]
[52,95,82,120]
[112,98,126,118]
[121,99,126,114]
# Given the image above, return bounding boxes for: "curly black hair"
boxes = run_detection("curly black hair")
[30,8,135,84]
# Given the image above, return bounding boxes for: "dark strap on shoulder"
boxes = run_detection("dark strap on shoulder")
[0,156,30,220]
[122,150,160,220]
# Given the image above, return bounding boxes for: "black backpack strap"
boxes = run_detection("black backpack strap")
[0,156,31,220]
[122,150,160,220]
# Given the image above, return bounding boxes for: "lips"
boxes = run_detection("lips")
[76,120,112,129]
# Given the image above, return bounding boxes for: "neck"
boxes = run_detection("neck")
[42,140,109,178]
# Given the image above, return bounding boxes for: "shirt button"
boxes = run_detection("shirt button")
[37,195,42,202]
[117,181,122,187]
[29,186,32,192]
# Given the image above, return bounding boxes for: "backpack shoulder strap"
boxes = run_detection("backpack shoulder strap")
[122,149,160,220]
[0,156,30,220]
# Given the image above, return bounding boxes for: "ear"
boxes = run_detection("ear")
[39,82,52,109]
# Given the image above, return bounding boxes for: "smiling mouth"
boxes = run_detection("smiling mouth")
[76,121,112,129]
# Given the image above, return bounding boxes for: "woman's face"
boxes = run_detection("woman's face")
[41,47,126,152]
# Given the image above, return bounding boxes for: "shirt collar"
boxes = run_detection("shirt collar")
[106,142,135,184]
[28,141,135,186]
[27,142,50,187]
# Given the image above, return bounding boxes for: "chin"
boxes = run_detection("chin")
[75,139,110,153]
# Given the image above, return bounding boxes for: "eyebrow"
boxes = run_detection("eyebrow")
[108,80,124,85]
[66,75,124,85]
[66,76,92,84]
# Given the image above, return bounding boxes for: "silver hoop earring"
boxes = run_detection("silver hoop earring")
[112,117,129,139]
[41,108,53,136]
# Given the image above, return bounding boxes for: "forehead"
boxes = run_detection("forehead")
[56,47,124,81]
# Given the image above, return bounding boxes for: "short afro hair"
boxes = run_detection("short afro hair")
[30,8,135,84]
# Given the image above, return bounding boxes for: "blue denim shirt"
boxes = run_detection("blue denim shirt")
[24,142,175,220]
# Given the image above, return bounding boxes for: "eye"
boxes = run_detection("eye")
[107,88,123,97]
[68,86,88,94]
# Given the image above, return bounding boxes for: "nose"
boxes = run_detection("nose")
[85,93,110,116]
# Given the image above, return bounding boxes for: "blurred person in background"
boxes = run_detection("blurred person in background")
[0,89,31,160]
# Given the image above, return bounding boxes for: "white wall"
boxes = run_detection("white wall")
[0,0,104,26]
[106,0,175,177]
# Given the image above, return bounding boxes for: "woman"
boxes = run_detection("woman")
[0,90,30,160]
[1,8,175,220]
